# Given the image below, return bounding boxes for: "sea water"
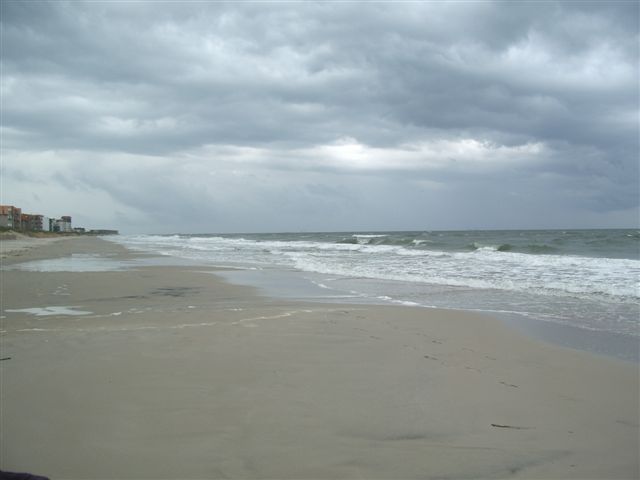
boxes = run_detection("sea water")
[110,230,639,359]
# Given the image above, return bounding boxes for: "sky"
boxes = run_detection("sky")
[1,1,638,233]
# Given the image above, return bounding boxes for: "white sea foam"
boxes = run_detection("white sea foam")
[5,306,93,316]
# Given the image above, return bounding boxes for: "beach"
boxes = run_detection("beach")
[1,236,638,479]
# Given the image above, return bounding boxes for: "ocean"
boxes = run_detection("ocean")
[112,229,639,359]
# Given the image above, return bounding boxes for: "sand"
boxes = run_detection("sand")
[0,233,70,260]
[0,237,638,479]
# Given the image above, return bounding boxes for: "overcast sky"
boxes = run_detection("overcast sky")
[1,1,638,233]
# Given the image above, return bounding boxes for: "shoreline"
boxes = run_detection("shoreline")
[210,265,640,364]
[1,236,638,478]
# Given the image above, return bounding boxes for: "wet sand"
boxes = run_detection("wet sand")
[1,237,638,479]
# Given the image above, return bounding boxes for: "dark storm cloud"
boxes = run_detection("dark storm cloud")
[1,1,638,231]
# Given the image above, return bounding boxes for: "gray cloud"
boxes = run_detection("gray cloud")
[1,0,637,232]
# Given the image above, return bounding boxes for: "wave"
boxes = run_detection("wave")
[337,237,359,244]
[110,232,640,302]
[334,236,567,256]
[465,242,559,254]
[338,234,389,245]
[287,251,639,303]
[126,229,638,259]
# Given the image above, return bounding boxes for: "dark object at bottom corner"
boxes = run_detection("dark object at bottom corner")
[0,471,50,480]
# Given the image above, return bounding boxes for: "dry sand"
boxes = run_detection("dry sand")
[0,232,70,261]
[0,237,638,479]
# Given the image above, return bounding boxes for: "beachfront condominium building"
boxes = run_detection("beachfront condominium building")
[1,205,76,233]
[0,205,22,230]
[21,214,45,231]
[52,216,72,232]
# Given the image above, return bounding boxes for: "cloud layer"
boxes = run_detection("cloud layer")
[1,1,638,232]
